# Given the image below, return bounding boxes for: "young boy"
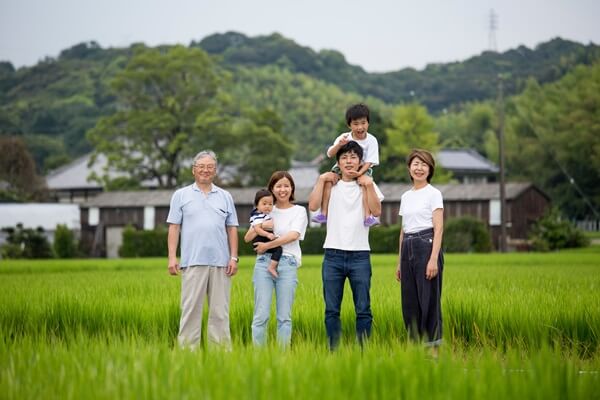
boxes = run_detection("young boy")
[312,103,380,227]
[249,189,283,278]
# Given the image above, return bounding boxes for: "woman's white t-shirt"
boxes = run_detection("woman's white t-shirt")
[271,204,308,265]
[399,184,444,233]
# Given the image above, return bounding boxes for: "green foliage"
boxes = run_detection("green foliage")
[199,33,600,111]
[444,217,493,253]
[436,102,497,159]
[87,45,231,189]
[0,252,599,400]
[22,134,70,173]
[119,226,168,257]
[0,223,52,259]
[229,65,389,161]
[53,224,78,258]
[378,103,451,183]
[227,109,293,186]
[369,225,401,254]
[300,228,327,255]
[509,63,600,219]
[529,208,590,251]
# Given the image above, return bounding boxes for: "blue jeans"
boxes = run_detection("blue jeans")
[252,254,298,347]
[322,249,372,350]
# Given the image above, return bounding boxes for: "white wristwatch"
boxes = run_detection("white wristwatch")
[231,256,239,262]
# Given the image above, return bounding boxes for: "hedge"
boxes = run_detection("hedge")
[119,222,493,258]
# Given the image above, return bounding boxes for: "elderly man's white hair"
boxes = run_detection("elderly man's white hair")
[193,150,218,165]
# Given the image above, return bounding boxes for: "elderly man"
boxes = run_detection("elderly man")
[167,150,239,349]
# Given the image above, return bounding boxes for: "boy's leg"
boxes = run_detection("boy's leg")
[363,187,380,227]
[361,186,370,219]
[311,181,331,223]
[321,181,332,217]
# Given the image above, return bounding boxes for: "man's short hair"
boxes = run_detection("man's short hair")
[193,150,218,166]
[335,141,363,162]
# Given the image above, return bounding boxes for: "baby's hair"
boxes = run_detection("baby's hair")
[254,188,273,206]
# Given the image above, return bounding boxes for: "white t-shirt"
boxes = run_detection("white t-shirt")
[323,180,384,251]
[271,204,308,265]
[399,184,444,233]
[328,132,379,166]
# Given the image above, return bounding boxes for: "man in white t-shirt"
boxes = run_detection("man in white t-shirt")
[308,141,384,350]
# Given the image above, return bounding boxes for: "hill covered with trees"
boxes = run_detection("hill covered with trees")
[1,33,599,218]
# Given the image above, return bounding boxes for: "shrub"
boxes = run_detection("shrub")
[119,225,168,257]
[301,228,327,255]
[444,217,492,253]
[53,224,78,258]
[370,225,401,254]
[529,208,589,251]
[0,223,53,259]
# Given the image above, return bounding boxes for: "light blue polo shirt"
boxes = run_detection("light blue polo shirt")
[167,183,239,268]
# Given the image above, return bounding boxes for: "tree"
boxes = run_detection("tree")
[0,136,47,201]
[87,45,232,189]
[229,109,293,186]
[378,103,451,183]
[510,64,600,219]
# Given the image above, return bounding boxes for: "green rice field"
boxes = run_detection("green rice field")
[1,249,599,399]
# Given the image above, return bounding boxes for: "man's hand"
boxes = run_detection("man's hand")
[168,258,180,276]
[395,265,401,282]
[267,233,276,240]
[320,171,339,183]
[226,259,238,276]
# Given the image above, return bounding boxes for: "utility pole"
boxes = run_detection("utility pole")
[497,75,508,252]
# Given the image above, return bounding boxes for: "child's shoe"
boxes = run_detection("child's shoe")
[311,213,327,224]
[363,216,380,227]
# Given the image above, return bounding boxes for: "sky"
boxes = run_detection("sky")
[1,0,599,73]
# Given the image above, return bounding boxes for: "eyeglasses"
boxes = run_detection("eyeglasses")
[194,164,216,171]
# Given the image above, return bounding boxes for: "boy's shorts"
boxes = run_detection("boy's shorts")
[331,164,373,177]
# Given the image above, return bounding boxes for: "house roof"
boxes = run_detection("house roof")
[46,153,159,190]
[437,149,499,174]
[47,149,499,192]
[83,182,543,208]
[0,203,81,230]
[47,153,319,191]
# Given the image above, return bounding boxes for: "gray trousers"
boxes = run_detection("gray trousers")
[178,266,231,350]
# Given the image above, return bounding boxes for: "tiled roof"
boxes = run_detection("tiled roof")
[437,149,499,173]
[83,182,541,207]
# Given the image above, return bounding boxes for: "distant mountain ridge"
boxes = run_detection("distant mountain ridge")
[1,33,598,168]
[193,31,600,111]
